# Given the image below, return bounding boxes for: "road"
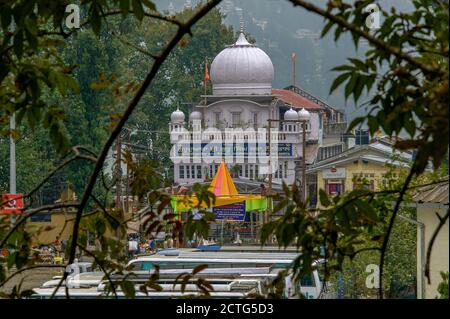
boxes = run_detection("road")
[0,266,63,297]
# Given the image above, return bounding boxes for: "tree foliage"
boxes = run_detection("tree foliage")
[0,0,448,300]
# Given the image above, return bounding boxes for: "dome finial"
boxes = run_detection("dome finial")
[239,15,245,34]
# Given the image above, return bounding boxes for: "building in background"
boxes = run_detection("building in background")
[169,31,346,192]
[306,139,413,204]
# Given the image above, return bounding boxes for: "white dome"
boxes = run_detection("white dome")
[298,108,311,121]
[210,32,274,95]
[171,109,185,123]
[284,108,299,121]
[189,111,202,121]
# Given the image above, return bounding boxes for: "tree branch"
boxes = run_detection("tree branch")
[90,194,123,228]
[287,0,444,76]
[76,244,118,299]
[0,203,79,250]
[111,31,159,59]
[51,0,222,299]
[0,145,96,208]
[38,10,184,39]
[378,163,416,299]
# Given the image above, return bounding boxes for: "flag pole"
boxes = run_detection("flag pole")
[291,52,297,88]
[203,57,209,128]
[204,57,208,105]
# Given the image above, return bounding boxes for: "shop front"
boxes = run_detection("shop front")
[322,168,346,196]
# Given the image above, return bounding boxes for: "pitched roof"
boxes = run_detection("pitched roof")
[412,179,449,205]
[306,142,412,173]
[273,89,325,111]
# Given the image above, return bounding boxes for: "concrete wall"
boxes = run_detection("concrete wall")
[204,100,271,128]
[27,212,76,245]
[417,207,449,299]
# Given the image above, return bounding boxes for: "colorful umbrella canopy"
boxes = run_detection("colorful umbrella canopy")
[208,160,238,196]
[171,161,267,213]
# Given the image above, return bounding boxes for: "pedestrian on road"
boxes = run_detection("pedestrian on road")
[167,236,174,248]
[128,236,138,259]
[149,237,156,253]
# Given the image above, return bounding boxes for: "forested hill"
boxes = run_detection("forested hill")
[0,7,236,200]
[0,0,415,200]
[156,0,415,122]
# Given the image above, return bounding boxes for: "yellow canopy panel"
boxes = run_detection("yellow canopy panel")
[171,160,268,213]
[171,194,267,213]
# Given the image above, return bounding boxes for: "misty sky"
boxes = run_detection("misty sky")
[153,0,415,124]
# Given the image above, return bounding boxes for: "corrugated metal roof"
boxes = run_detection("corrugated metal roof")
[369,142,412,161]
[273,89,325,111]
[413,180,449,204]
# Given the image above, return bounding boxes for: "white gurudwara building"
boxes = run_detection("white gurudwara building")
[169,30,346,199]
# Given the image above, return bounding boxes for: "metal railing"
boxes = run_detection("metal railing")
[323,122,347,135]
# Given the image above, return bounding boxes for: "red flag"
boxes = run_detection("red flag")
[204,60,210,83]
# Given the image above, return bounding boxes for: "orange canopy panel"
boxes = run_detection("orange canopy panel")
[171,161,267,213]
[208,161,238,196]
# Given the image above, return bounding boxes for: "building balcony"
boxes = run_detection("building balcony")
[323,122,347,136]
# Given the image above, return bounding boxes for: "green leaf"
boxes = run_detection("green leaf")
[366,74,376,92]
[349,58,368,72]
[334,26,343,41]
[141,0,157,11]
[24,17,38,36]
[367,116,379,135]
[321,20,334,38]
[95,218,106,236]
[344,73,358,100]
[403,116,416,137]
[260,221,277,244]
[354,199,378,222]
[329,72,351,94]
[331,65,354,72]
[120,0,130,16]
[120,280,136,298]
[347,117,365,131]
[1,7,12,32]
[90,6,101,35]
[353,77,365,103]
[132,0,144,20]
[13,29,24,59]
[319,189,330,207]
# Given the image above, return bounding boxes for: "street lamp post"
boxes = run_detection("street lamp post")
[266,107,311,218]
[10,21,17,228]
[298,108,311,202]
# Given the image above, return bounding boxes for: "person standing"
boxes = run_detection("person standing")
[167,236,174,248]
[60,239,67,260]
[148,236,155,253]
[128,236,138,259]
[53,236,61,252]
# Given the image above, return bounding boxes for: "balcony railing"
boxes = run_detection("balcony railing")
[323,122,347,135]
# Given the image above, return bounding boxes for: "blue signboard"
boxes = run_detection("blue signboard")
[176,143,293,157]
[213,201,246,221]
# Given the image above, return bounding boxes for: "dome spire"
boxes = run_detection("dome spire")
[239,15,245,34]
[235,10,250,46]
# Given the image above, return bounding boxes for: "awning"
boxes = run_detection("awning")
[171,161,267,213]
